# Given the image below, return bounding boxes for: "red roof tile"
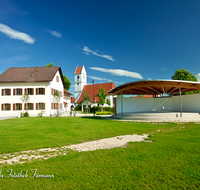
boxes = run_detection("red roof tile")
[76,82,115,103]
[71,97,75,103]
[64,89,72,95]
[74,66,82,74]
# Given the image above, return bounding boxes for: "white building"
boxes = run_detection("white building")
[0,66,69,117]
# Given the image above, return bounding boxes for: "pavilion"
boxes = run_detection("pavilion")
[108,80,200,121]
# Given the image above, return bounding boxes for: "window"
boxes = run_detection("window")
[56,76,59,82]
[1,104,11,111]
[77,76,79,79]
[77,83,79,85]
[26,103,34,110]
[13,103,22,110]
[52,103,59,109]
[2,89,11,96]
[13,88,22,95]
[36,88,45,95]
[25,88,34,95]
[36,103,45,110]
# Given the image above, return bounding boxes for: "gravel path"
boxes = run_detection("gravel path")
[0,134,150,165]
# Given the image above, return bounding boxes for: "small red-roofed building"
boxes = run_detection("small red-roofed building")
[74,65,115,110]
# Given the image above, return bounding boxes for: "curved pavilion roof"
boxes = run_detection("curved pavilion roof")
[108,80,200,95]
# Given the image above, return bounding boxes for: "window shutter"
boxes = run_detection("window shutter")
[36,88,39,95]
[2,89,4,96]
[32,88,34,95]
[51,88,53,95]
[13,89,16,95]
[20,104,22,110]
[36,103,39,110]
[9,104,11,110]
[32,103,34,110]
[43,103,45,110]
[21,89,23,95]
[13,104,16,110]
[1,104,4,111]
[43,88,45,95]
[51,103,53,109]
[25,103,27,110]
[9,89,11,95]
[60,103,62,109]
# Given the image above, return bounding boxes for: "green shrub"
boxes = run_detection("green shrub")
[104,107,114,112]
[75,104,81,111]
[96,111,112,115]
[23,112,30,117]
[91,106,101,113]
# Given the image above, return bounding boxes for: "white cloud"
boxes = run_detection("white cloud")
[115,81,123,85]
[83,46,115,61]
[0,23,35,44]
[196,73,200,81]
[46,29,62,38]
[161,68,167,70]
[89,67,143,79]
[87,76,113,81]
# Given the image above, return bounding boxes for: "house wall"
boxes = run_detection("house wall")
[0,70,65,117]
[116,94,200,114]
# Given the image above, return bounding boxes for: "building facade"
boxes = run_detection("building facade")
[0,67,66,117]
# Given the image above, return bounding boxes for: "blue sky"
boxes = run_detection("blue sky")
[1,0,200,95]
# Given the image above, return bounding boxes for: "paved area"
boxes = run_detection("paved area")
[0,116,18,120]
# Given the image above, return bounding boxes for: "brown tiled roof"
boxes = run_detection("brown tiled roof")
[64,89,72,95]
[0,67,65,87]
[74,66,82,74]
[71,97,75,103]
[76,82,115,103]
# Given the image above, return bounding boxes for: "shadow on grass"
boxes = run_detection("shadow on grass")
[81,116,113,120]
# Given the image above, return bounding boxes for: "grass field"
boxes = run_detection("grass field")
[0,117,199,189]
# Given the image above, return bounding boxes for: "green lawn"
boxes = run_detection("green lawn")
[0,117,199,189]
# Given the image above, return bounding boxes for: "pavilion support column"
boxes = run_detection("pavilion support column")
[179,87,182,117]
[121,91,123,116]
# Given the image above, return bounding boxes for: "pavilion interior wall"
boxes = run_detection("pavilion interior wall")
[116,94,200,114]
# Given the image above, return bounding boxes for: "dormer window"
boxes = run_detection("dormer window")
[77,76,79,79]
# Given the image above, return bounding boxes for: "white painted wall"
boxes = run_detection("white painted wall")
[116,94,200,114]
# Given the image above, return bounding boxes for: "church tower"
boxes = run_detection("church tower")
[74,65,87,102]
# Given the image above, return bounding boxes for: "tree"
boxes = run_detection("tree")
[82,91,91,113]
[63,75,71,91]
[44,63,71,90]
[53,90,60,116]
[45,62,55,67]
[106,98,111,107]
[171,68,197,81]
[20,92,30,113]
[172,68,199,94]
[96,86,107,111]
